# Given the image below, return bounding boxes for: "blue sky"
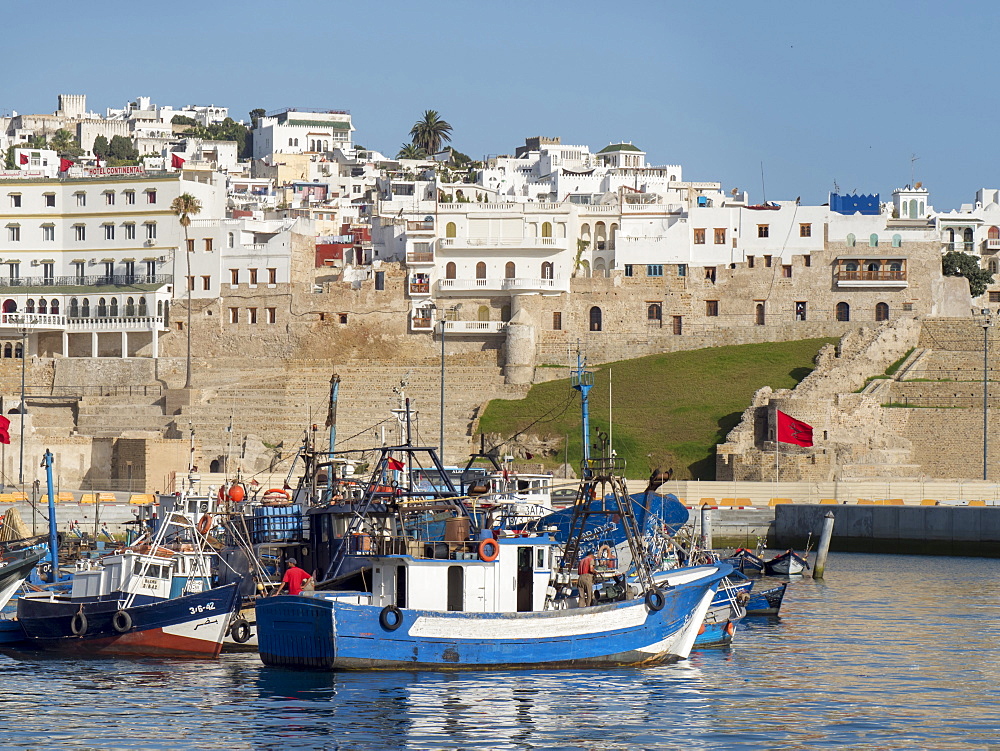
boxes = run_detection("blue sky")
[7,1,999,209]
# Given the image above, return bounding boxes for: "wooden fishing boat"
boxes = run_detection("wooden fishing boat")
[765,549,809,576]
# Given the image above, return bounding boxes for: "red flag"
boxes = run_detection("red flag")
[776,410,813,447]
[18,154,28,165]
[0,415,10,445]
[171,153,186,168]
[60,158,74,172]
[386,458,404,471]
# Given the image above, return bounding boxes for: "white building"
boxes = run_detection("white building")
[252,108,354,161]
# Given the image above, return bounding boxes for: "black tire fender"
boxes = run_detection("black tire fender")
[379,604,403,631]
[230,618,252,644]
[70,610,88,636]
[112,609,133,633]
[645,588,666,612]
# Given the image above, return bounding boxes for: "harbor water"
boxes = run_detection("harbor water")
[1,553,998,749]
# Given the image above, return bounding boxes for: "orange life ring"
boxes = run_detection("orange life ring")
[217,485,227,503]
[478,538,500,562]
[725,622,736,636]
[196,513,213,535]
[597,544,617,569]
[263,488,290,500]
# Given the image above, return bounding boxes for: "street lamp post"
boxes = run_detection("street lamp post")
[983,309,994,482]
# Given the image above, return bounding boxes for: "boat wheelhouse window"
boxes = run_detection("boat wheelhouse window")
[396,565,407,608]
[536,547,546,568]
[447,566,464,611]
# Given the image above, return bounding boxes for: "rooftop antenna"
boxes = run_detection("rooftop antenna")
[833,179,840,194]
[910,153,920,187]
[759,161,767,204]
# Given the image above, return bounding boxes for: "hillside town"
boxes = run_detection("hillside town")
[0,93,996,490]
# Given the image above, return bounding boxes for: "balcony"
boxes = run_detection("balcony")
[985,238,1000,253]
[834,269,907,288]
[410,316,433,331]
[408,281,430,295]
[444,320,507,335]
[439,237,559,249]
[0,313,165,332]
[438,277,567,293]
[406,251,435,264]
[0,274,171,291]
[406,220,435,232]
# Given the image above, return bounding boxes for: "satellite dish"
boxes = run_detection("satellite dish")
[731,187,738,196]
[915,181,923,189]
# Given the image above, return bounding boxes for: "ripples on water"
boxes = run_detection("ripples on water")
[2,554,999,750]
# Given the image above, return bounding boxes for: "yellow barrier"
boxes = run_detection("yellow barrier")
[769,498,793,506]
[79,493,96,504]
[699,498,716,506]
[920,499,939,506]
[968,500,986,506]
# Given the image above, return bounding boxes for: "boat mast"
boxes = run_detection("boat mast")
[571,349,594,469]
[42,449,58,581]
[326,373,341,502]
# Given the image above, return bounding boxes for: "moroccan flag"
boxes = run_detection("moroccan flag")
[171,153,185,168]
[18,154,27,165]
[0,415,10,445]
[776,410,813,447]
[386,458,404,471]
[59,158,74,172]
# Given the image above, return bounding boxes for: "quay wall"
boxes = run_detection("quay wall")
[774,504,1000,556]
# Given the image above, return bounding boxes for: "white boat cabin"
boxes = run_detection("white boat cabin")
[70,550,215,601]
[367,534,556,614]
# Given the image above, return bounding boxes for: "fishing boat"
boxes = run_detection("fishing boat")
[13,511,240,658]
[0,544,47,611]
[746,581,789,615]
[723,547,767,574]
[765,549,810,576]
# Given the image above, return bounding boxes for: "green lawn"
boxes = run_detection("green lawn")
[476,338,838,480]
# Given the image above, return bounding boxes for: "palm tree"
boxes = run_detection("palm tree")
[396,143,428,160]
[50,129,76,154]
[170,193,202,389]
[409,110,453,156]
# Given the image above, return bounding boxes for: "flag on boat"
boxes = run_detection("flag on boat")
[0,414,9,444]
[171,153,185,168]
[776,410,813,447]
[386,458,404,471]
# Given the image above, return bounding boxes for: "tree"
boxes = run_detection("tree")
[171,193,203,390]
[396,143,427,160]
[409,110,452,156]
[108,135,138,162]
[171,114,198,127]
[249,108,266,127]
[92,135,110,159]
[943,250,994,297]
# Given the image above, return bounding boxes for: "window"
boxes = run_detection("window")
[847,233,856,247]
[903,302,914,311]
[187,276,195,291]
[505,261,516,279]
[230,269,240,285]
[124,223,136,240]
[705,267,716,283]
[9,193,21,208]
[875,302,889,322]
[672,316,683,335]
[835,302,850,322]
[229,307,239,324]
[991,292,1000,304]
[202,276,211,291]
[799,223,812,237]
[541,261,553,279]
[74,224,85,241]
[589,306,602,332]
[677,264,687,277]
[124,190,135,205]
[693,228,706,244]
[714,228,726,244]
[42,263,53,284]
[747,255,755,268]
[185,239,194,252]
[795,301,807,321]
[124,261,134,281]
[104,261,114,278]
[553,312,562,330]
[104,224,115,240]
[804,255,812,267]
[204,238,213,252]
[764,255,772,267]
[706,300,719,317]
[446,222,457,238]
[869,233,879,248]
[227,232,234,248]
[249,307,258,324]
[146,190,157,204]
[6,225,19,242]
[145,222,156,240]
[42,225,54,241]
[75,192,86,207]
[647,303,662,323]
[145,260,156,278]
[624,265,633,277]
[476,261,487,279]
[44,193,55,207]
[755,302,765,326]
[541,222,552,238]
[7,263,18,280]
[782,265,792,278]
[267,268,277,284]
[248,268,258,285]
[646,264,663,277]
[266,307,276,324]
[105,191,115,206]
[758,225,769,238]
[74,262,85,280]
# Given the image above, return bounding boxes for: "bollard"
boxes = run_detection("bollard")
[812,510,835,579]
[700,506,713,552]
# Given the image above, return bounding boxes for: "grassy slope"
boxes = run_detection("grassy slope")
[477,338,838,479]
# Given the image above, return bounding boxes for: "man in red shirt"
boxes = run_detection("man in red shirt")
[577,552,596,607]
[275,558,311,596]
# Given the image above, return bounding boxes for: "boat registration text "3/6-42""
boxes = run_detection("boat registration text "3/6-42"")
[188,602,217,615]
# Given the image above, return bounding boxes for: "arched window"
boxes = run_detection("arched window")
[609,223,618,250]
[869,233,879,248]
[82,298,90,317]
[445,222,457,238]
[504,262,515,279]
[580,223,591,241]
[875,302,889,322]
[446,262,456,279]
[991,259,999,274]
[97,298,107,317]
[288,138,293,146]
[892,234,902,248]
[541,222,552,238]
[13,342,21,359]
[909,198,918,219]
[755,303,765,326]
[919,201,924,216]
[475,262,486,279]
[25,299,34,314]
[541,262,553,279]
[888,261,902,273]
[500,304,511,322]
[478,305,490,322]
[846,233,856,247]
[323,140,328,151]
[37,299,47,314]
[126,297,136,316]
[835,302,850,322]
[867,262,880,273]
[990,227,1000,241]
[595,222,607,250]
[138,297,147,316]
[845,262,858,272]
[2,300,16,314]
[69,298,79,317]
[2,343,10,358]
[50,299,59,315]
[589,306,603,332]
[647,303,662,322]
[228,232,234,248]
[293,138,298,147]
[110,298,118,317]
[964,228,974,250]
[157,300,163,317]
